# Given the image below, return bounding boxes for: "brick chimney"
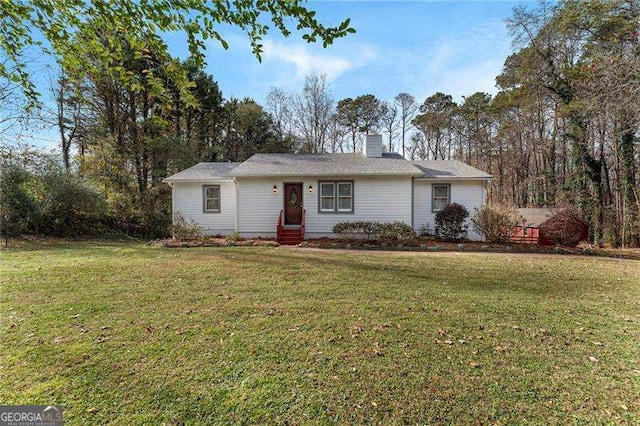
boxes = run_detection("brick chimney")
[363,133,382,158]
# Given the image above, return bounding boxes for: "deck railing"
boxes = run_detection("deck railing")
[276,210,283,242]
[509,226,539,244]
[300,209,306,241]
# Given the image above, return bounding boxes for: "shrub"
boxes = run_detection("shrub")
[1,157,107,237]
[226,231,241,242]
[332,221,378,240]
[0,164,40,236]
[378,221,417,244]
[539,208,587,247]
[39,171,106,236]
[471,204,520,243]
[171,213,203,240]
[435,203,469,241]
[332,221,416,244]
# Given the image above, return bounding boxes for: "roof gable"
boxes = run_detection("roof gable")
[517,208,563,228]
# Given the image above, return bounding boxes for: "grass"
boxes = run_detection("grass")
[1,240,639,424]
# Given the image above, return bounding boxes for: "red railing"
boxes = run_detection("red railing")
[509,226,539,244]
[276,209,283,242]
[300,209,306,241]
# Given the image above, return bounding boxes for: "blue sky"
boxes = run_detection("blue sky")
[14,0,527,149]
[170,0,524,104]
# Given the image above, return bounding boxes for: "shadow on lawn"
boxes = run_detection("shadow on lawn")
[218,247,594,297]
[1,237,143,252]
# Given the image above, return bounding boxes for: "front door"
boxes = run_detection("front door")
[284,183,303,225]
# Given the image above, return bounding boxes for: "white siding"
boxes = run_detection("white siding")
[236,178,283,236]
[171,176,486,240]
[236,176,413,237]
[172,181,236,235]
[306,176,412,236]
[413,179,486,241]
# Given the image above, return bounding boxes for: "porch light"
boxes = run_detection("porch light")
[272,184,278,193]
[308,184,313,193]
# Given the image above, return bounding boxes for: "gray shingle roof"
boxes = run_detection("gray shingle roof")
[517,208,563,228]
[412,160,492,179]
[228,153,424,177]
[164,162,240,182]
[164,157,492,181]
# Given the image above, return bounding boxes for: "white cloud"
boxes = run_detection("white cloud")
[386,20,511,103]
[262,39,378,82]
[431,58,505,101]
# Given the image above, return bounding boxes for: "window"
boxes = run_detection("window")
[203,185,220,213]
[432,184,450,212]
[320,182,335,211]
[319,181,353,213]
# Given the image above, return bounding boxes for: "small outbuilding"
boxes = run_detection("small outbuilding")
[511,208,589,246]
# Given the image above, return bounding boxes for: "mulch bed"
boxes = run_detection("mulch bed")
[154,237,279,248]
[155,236,640,260]
[303,237,567,253]
[302,238,640,259]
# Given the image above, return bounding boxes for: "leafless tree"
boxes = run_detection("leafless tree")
[380,101,399,152]
[394,92,418,158]
[290,73,335,153]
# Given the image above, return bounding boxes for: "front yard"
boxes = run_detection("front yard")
[1,241,639,424]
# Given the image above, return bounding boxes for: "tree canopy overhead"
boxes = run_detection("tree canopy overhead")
[1,0,355,104]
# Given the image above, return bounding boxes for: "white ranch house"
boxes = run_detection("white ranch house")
[164,134,492,244]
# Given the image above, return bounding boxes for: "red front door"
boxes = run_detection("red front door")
[284,183,303,225]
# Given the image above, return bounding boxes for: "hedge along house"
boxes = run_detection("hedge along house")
[164,134,492,244]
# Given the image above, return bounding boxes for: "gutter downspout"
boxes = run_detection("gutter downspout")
[168,182,175,224]
[234,177,239,233]
[411,177,415,230]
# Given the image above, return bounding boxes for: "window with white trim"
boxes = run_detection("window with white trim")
[319,181,353,213]
[432,184,450,212]
[203,185,221,213]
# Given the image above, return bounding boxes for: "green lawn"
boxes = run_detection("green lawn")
[1,241,639,424]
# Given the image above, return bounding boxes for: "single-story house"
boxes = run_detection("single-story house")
[164,134,492,244]
[511,208,589,246]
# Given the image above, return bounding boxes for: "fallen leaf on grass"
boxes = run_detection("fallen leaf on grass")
[589,356,599,363]
[444,340,454,345]
[470,362,480,368]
